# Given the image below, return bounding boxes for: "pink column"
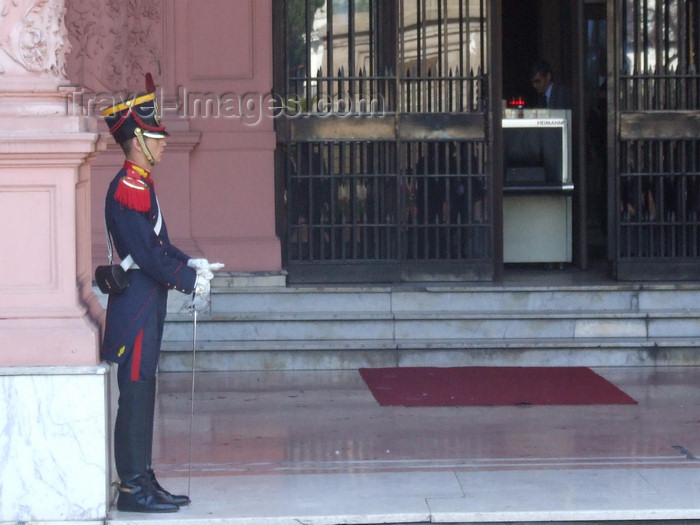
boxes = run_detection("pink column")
[0,2,110,522]
[0,2,102,367]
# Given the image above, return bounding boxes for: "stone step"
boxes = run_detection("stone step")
[158,336,700,371]
[159,275,700,371]
[210,285,700,314]
[162,309,699,342]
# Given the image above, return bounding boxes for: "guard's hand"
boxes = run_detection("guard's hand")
[189,293,210,313]
[188,259,225,273]
[187,258,209,271]
[183,291,210,313]
[194,274,211,296]
[197,269,214,280]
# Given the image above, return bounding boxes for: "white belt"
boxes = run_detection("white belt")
[120,255,139,271]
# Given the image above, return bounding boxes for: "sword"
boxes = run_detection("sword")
[187,306,197,498]
[184,262,223,496]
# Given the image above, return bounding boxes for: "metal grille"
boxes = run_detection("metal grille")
[615,0,700,277]
[276,0,490,282]
[286,140,489,263]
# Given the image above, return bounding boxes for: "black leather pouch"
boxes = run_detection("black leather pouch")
[95,264,129,294]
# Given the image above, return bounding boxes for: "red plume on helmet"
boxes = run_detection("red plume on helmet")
[145,72,156,93]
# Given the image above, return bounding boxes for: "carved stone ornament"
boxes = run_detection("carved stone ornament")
[64,0,163,94]
[0,0,70,77]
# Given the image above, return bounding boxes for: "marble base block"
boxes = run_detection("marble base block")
[0,365,110,522]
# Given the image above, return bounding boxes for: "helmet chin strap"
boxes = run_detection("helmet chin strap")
[134,127,155,166]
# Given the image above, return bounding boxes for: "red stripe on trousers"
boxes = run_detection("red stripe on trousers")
[131,329,144,382]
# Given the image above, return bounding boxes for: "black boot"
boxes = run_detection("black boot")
[117,474,179,513]
[143,379,191,506]
[114,380,178,513]
[146,468,191,506]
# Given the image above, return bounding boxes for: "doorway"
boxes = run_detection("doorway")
[501,0,610,270]
[274,0,496,283]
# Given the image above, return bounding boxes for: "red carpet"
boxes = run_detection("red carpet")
[359,367,637,406]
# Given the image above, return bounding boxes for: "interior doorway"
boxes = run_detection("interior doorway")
[500,0,609,270]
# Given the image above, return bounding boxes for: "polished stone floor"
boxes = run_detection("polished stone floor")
[108,366,700,523]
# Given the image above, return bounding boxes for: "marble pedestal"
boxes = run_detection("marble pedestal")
[0,365,110,523]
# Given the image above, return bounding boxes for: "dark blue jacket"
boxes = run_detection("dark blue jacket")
[540,83,572,110]
[101,164,196,363]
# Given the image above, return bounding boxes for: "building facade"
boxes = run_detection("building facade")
[0,0,698,521]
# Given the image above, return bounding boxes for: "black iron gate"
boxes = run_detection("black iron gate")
[274,0,493,283]
[611,0,700,279]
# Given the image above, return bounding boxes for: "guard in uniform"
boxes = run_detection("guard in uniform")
[101,74,222,513]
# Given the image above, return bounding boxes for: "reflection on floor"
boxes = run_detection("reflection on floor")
[109,367,700,523]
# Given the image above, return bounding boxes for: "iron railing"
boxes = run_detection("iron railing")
[277,0,490,281]
[616,0,700,273]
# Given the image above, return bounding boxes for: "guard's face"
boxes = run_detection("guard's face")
[145,137,167,164]
[530,72,552,94]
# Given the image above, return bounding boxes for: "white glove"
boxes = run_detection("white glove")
[198,269,214,281]
[189,293,210,313]
[187,258,209,271]
[188,258,225,272]
[194,274,211,296]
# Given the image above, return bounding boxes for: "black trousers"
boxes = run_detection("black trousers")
[114,304,164,481]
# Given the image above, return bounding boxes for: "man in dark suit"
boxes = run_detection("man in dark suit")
[101,74,222,513]
[530,59,572,109]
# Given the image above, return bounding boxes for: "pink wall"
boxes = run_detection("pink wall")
[72,0,281,273]
[178,0,280,270]
[0,111,103,366]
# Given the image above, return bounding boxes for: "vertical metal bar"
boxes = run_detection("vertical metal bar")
[427,63,433,112]
[327,0,334,104]
[437,0,444,111]
[351,142,358,260]
[656,0,663,110]
[693,143,698,258]
[391,141,397,260]
[679,0,688,107]
[464,141,472,257]
[373,143,379,259]
[339,142,347,260]
[307,143,315,260]
[610,0,623,262]
[489,0,503,277]
[680,140,688,255]
[294,143,301,260]
[397,0,405,114]
[369,0,375,104]
[640,0,647,73]
[422,143,429,259]
[348,0,356,103]
[445,142,452,258]
[633,0,640,110]
[668,140,676,255]
[459,0,465,111]
[330,143,337,260]
[279,0,289,103]
[477,0,483,72]
[422,0,429,112]
[656,140,662,255]
[305,0,312,106]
